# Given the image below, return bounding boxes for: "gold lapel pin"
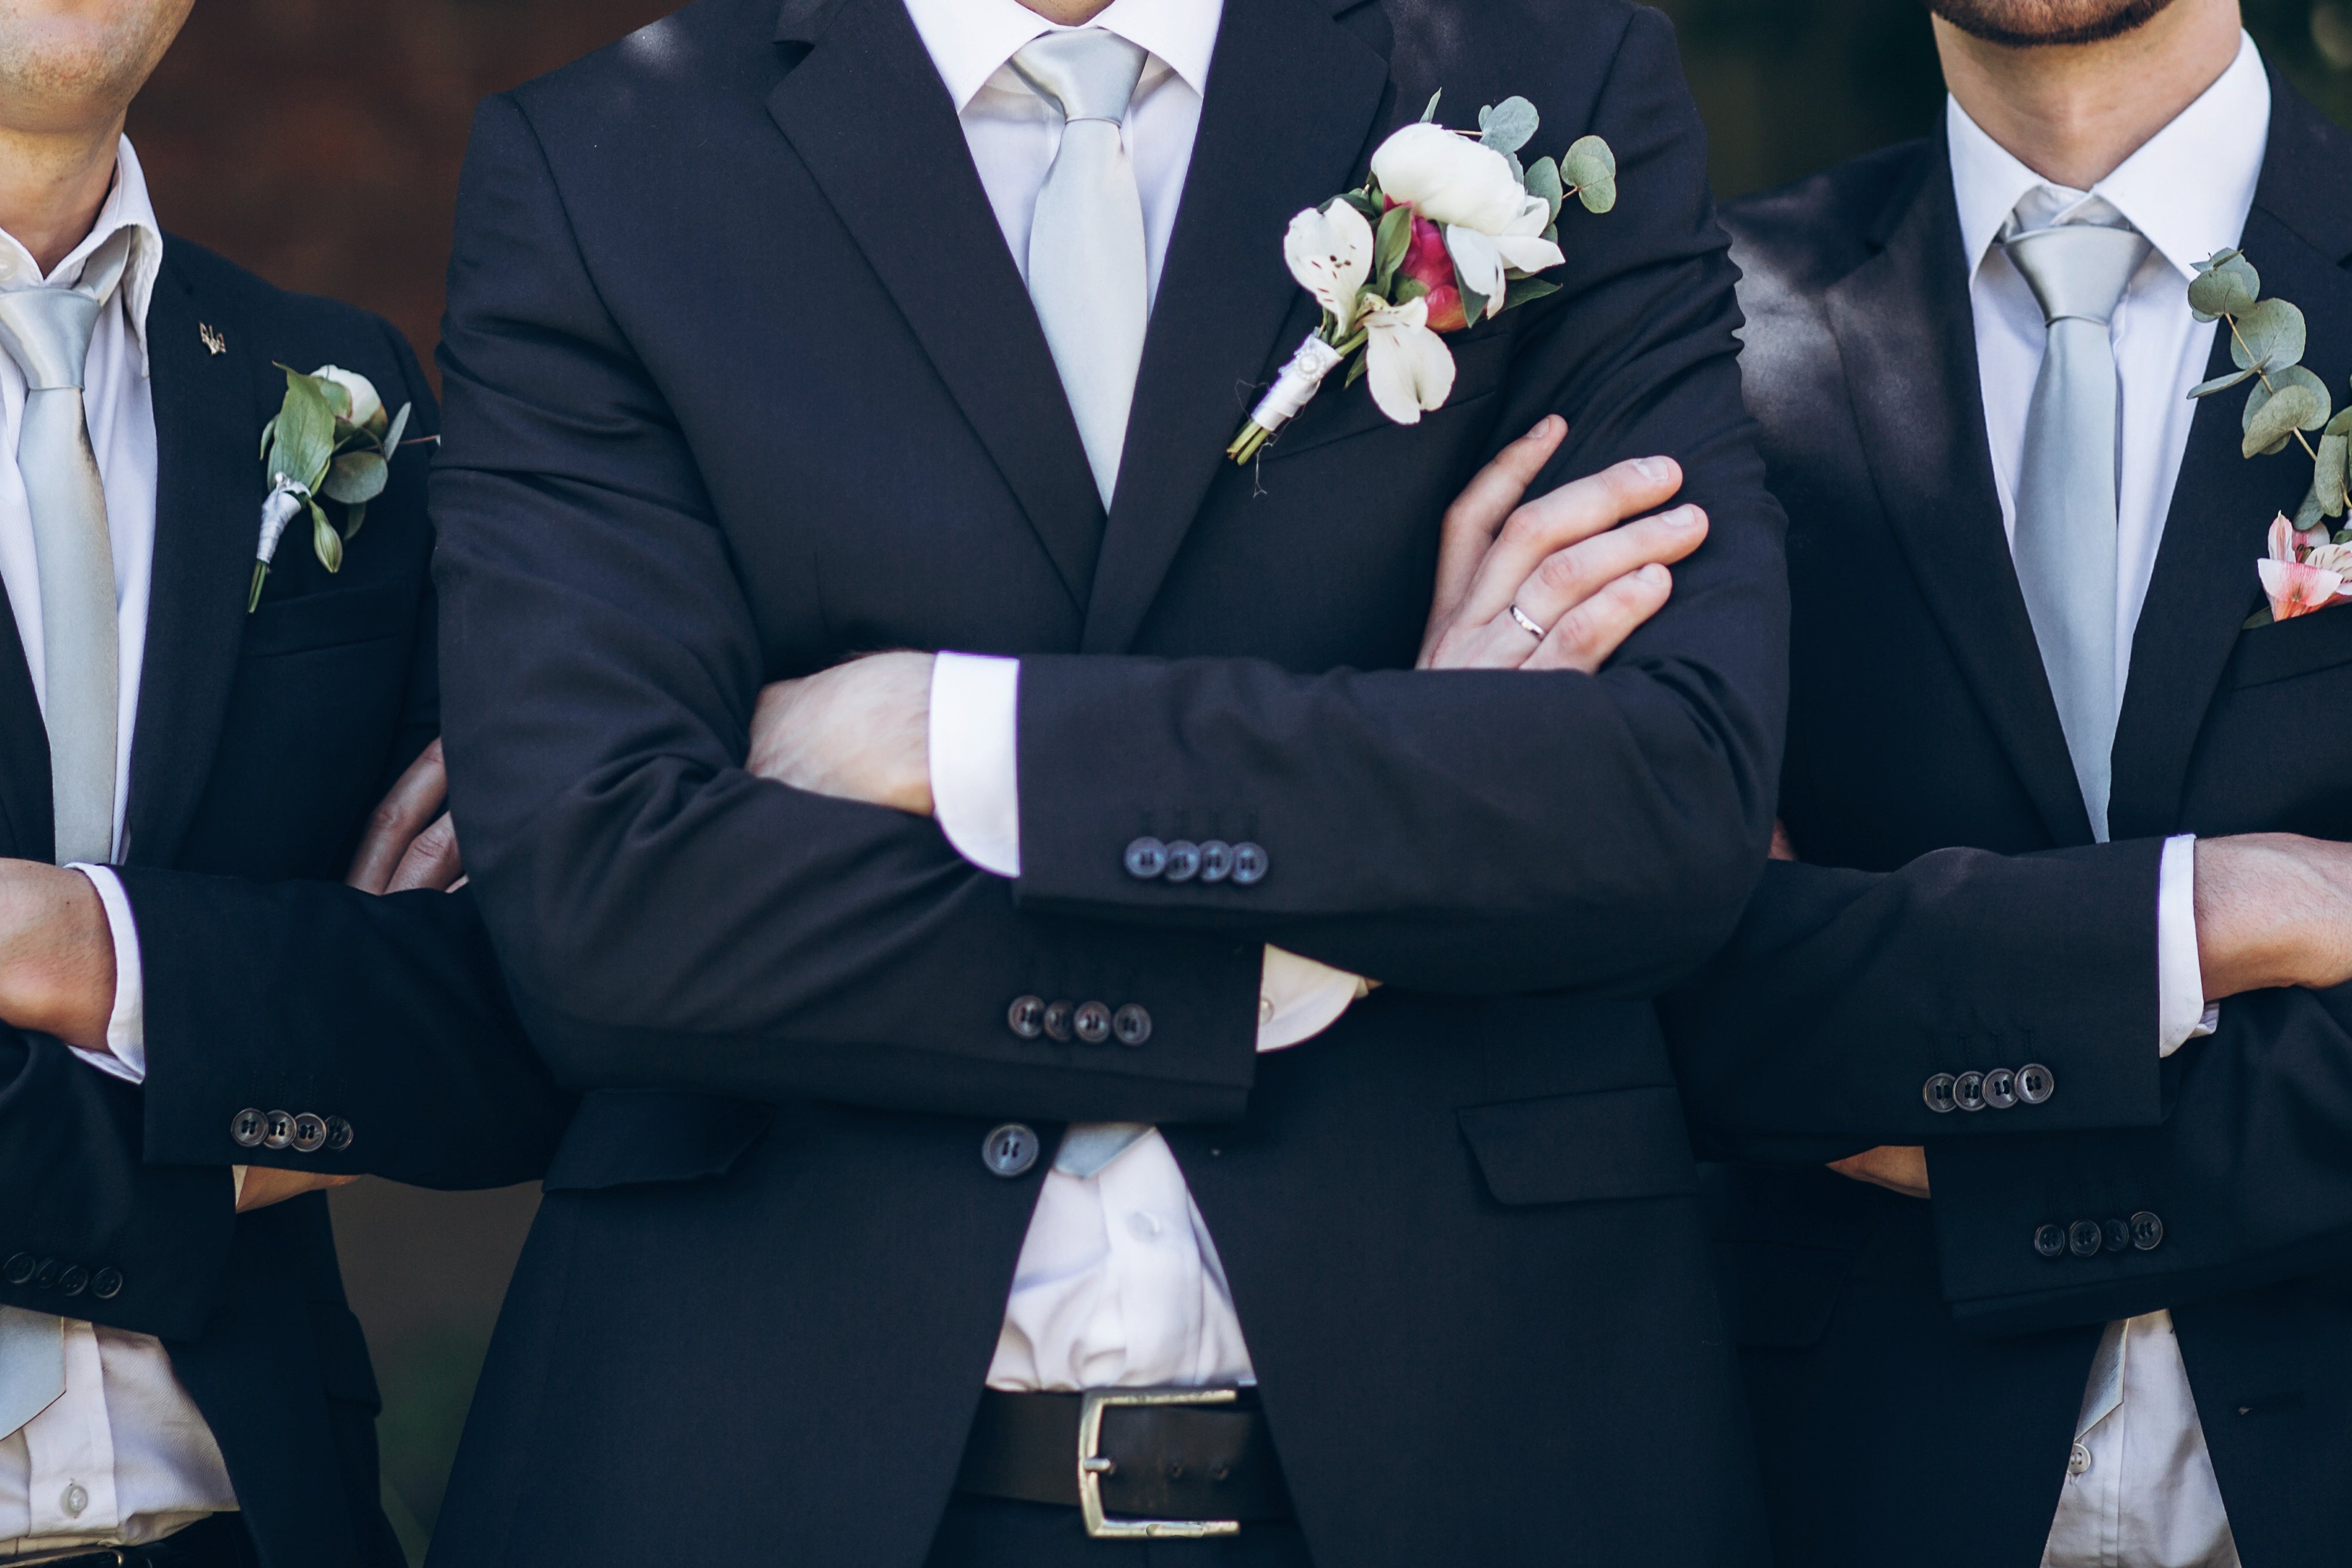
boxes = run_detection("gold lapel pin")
[199,323,226,355]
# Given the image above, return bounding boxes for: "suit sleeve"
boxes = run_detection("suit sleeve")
[1011,9,1788,997]
[432,96,1263,1125]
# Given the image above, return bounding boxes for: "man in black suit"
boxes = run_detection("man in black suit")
[0,4,569,1564]
[1637,0,2352,1562]
[424,0,1789,1562]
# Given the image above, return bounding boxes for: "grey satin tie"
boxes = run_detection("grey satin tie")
[0,232,131,1442]
[1011,29,1150,510]
[2003,219,2150,842]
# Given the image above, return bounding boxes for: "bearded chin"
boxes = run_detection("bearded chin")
[1923,0,2179,47]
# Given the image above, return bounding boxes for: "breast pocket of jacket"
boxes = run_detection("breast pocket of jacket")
[1456,1084,1699,1208]
[1255,325,1517,465]
[242,579,416,660]
[2228,605,2352,690]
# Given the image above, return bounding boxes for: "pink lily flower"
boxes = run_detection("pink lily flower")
[2260,511,2348,620]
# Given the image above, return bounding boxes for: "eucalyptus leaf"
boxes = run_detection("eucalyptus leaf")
[2246,364,2332,435]
[2330,406,2352,439]
[2242,381,2322,458]
[1503,275,1563,311]
[315,375,352,421]
[1477,96,1540,155]
[1456,270,1491,329]
[342,502,366,542]
[2244,606,2276,628]
[382,402,412,462]
[2229,297,2306,373]
[1574,176,1617,215]
[2186,367,2257,399]
[322,449,388,505]
[1525,156,1564,223]
[2189,249,2260,322]
[309,499,344,573]
[2296,483,2328,530]
[1374,202,1415,295]
[2318,430,2350,516]
[1562,135,1616,212]
[1421,89,1442,123]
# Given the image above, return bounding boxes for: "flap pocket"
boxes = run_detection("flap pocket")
[542,1090,776,1192]
[243,579,416,660]
[1456,1085,1697,1207]
[2230,605,2352,690]
[1716,1239,1855,1350]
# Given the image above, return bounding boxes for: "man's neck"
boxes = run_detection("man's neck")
[1936,0,2244,189]
[1018,0,1116,25]
[0,118,125,278]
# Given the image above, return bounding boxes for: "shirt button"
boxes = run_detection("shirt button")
[230,1108,268,1149]
[1074,1001,1112,1044]
[1197,840,1233,882]
[2017,1063,2056,1104]
[91,1268,123,1300]
[61,1482,87,1517]
[2130,1211,2165,1251]
[1982,1067,2019,1109]
[1124,837,1168,880]
[1230,842,1268,885]
[262,1110,296,1150]
[1111,1004,1152,1047]
[1162,840,1202,882]
[323,1118,355,1154]
[1125,1210,1163,1242]
[1922,1074,1958,1114]
[2034,1223,2068,1258]
[981,1124,1040,1179]
[2068,1219,2103,1258]
[1953,1072,1987,1112]
[292,1113,329,1154]
[2068,1442,2091,1477]
[1007,995,1047,1039]
[1258,994,1276,1024]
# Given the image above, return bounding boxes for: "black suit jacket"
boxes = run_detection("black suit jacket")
[0,238,569,1568]
[426,0,1788,1563]
[1664,77,2352,1568]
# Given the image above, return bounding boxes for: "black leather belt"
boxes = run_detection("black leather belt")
[954,1387,1292,1539]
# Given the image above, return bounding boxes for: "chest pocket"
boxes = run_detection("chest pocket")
[243,579,415,660]
[2229,606,2352,690]
[1456,1084,1699,1207]
[1257,323,1518,464]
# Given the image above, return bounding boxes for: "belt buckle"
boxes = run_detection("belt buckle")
[1077,1387,1243,1540]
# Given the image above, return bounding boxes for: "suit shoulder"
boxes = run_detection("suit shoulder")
[1723,139,1933,301]
[503,0,779,125]
[160,236,426,406]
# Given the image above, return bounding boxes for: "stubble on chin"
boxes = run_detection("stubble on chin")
[1922,0,2179,48]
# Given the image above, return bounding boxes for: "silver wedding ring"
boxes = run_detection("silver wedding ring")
[1508,602,1546,640]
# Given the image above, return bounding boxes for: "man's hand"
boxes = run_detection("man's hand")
[748,650,935,814]
[347,738,466,894]
[2195,833,2352,999]
[235,1166,358,1215]
[0,861,114,1052]
[1418,416,1710,673]
[1829,1145,1930,1200]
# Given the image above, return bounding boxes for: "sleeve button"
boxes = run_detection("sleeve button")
[32,1259,60,1291]
[2017,1063,2056,1104]
[1073,1001,1112,1044]
[91,1268,123,1300]
[1124,837,1168,879]
[1042,1001,1074,1042]
[230,1108,268,1148]
[2068,1219,2103,1258]
[1230,843,1268,885]
[323,1118,355,1154]
[2102,1217,2133,1255]
[2130,1211,2164,1251]
[1922,1074,1958,1114]
[1983,1068,2018,1109]
[292,1114,329,1154]
[1007,995,1047,1039]
[2034,1223,2067,1258]
[262,1111,296,1151]
[57,1265,88,1298]
[1112,1005,1152,1047]
[1162,841,1201,882]
[2,1253,34,1286]
[1953,1072,1987,1112]
[1197,840,1232,882]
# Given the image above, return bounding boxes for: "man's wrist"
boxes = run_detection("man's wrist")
[0,860,117,1050]
[2194,834,2352,998]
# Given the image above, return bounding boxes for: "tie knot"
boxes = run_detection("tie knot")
[1011,28,1149,126]
[0,229,133,392]
[2003,221,2151,329]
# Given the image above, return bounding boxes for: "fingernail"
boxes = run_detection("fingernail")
[1528,415,1562,440]
[1643,563,1671,583]
[1633,456,1673,482]
[1666,506,1703,529]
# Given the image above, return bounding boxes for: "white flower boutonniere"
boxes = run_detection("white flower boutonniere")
[251,364,415,611]
[1227,92,1617,464]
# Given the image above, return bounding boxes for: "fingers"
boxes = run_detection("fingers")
[1524,561,1676,674]
[1769,820,1799,862]
[346,738,448,894]
[387,813,463,893]
[235,1166,360,1215]
[1454,454,1684,636]
[1421,417,1568,663]
[1510,504,1708,636]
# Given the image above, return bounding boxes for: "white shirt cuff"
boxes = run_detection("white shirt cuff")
[2157,835,2217,1058]
[64,864,146,1085]
[930,651,1023,878]
[1257,945,1369,1052]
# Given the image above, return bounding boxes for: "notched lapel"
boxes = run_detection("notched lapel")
[765,0,1101,612]
[125,250,268,868]
[1080,0,1391,653]
[1823,146,2094,845]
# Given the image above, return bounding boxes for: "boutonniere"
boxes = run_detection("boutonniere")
[2183,249,2352,624]
[251,365,413,611]
[1225,93,1616,465]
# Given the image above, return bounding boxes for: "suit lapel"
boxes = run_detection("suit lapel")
[2109,86,2352,839]
[124,249,266,868]
[1079,0,1391,653]
[767,0,1102,612]
[0,593,51,861]
[1824,142,2096,845]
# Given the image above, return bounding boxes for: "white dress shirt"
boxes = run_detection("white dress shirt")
[904,0,1368,1392]
[0,139,241,1554]
[1950,34,2270,1568]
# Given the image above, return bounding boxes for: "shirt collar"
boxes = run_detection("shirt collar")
[1949,29,2270,284]
[901,0,1222,113]
[0,135,165,367]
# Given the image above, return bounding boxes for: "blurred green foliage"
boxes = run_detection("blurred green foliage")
[1657,0,2352,199]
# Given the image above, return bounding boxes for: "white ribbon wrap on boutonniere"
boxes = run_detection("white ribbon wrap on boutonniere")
[1244,334,1348,438]
[249,364,413,611]
[250,474,310,612]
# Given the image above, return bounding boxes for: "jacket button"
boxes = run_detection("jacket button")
[1953,1071,1986,1112]
[32,1259,60,1291]
[2068,1220,2103,1258]
[2130,1211,2164,1251]
[1197,840,1232,882]
[1162,840,1202,882]
[292,1114,329,1154]
[262,1111,296,1151]
[91,1268,123,1300]
[1230,842,1268,885]
[1922,1074,1957,1114]
[1007,995,1047,1039]
[1982,1068,2018,1109]
[323,1118,355,1154]
[230,1108,268,1149]
[1112,1004,1152,1047]
[1074,1001,1112,1044]
[1042,1001,1074,1042]
[1124,838,1168,880]
[57,1265,88,1298]
[2017,1063,2055,1104]
[982,1124,1040,1179]
[2,1253,33,1286]
[2102,1217,2133,1255]
[2034,1223,2067,1258]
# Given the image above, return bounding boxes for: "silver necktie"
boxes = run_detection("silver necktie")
[0,232,131,1442]
[1012,29,1150,511]
[2003,218,2149,842]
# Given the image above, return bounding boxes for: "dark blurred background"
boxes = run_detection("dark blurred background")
[116,1,2352,1561]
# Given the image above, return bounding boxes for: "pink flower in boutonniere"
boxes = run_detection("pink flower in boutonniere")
[1398,214,1468,333]
[2257,512,2352,621]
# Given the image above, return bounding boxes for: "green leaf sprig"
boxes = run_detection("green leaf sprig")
[2187,249,2352,530]
[252,366,412,611]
